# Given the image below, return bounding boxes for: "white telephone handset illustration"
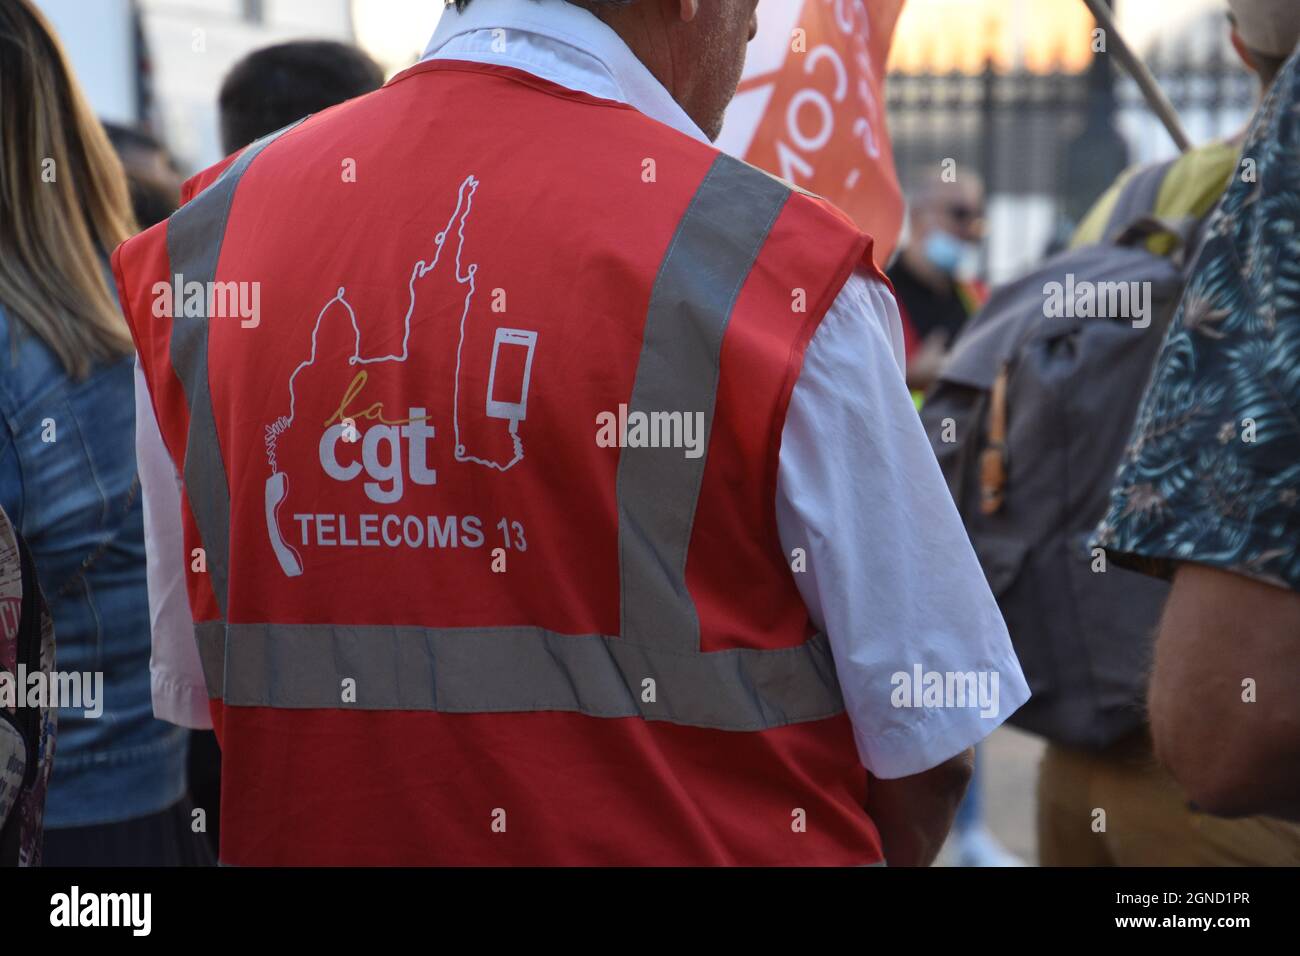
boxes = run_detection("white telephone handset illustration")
[265,472,303,577]
[485,328,538,433]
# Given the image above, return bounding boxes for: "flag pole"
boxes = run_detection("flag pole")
[1081,0,1193,153]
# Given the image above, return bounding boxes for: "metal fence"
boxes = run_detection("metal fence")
[885,38,1258,279]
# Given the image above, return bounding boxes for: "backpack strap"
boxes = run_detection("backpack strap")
[979,365,1010,515]
[1112,213,1204,268]
[1101,159,1179,243]
[1102,157,1207,267]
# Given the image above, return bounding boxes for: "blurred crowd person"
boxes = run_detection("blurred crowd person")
[1064,0,1300,864]
[0,0,208,865]
[887,172,989,396]
[103,123,185,229]
[217,39,384,156]
[1093,4,1300,825]
[924,0,1300,866]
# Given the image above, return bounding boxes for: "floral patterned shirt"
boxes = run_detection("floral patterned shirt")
[1092,47,1300,593]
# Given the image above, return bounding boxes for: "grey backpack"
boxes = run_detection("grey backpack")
[920,161,1208,749]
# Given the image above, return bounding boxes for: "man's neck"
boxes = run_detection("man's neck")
[577,1,684,123]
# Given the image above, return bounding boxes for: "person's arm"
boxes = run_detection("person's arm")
[134,359,212,730]
[904,330,948,393]
[868,748,973,867]
[1148,562,1300,821]
[776,270,1029,864]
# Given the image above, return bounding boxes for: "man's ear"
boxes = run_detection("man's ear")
[677,0,701,24]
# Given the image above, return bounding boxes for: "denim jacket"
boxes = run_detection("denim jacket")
[0,306,186,827]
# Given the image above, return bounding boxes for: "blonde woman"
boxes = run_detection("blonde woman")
[0,0,208,864]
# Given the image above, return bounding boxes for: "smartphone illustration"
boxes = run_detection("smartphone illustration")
[486,328,538,431]
[265,472,303,577]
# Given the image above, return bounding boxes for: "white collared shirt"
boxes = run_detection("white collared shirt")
[136,0,1028,777]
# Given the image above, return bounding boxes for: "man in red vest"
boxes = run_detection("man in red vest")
[120,0,1029,865]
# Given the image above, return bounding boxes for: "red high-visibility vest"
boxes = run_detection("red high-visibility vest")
[115,59,887,865]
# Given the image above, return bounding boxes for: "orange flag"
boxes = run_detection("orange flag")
[719,0,906,266]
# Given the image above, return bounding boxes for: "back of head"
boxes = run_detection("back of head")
[447,0,757,142]
[103,121,182,228]
[0,0,136,379]
[1227,0,1300,87]
[103,120,163,158]
[218,40,385,154]
[904,168,986,257]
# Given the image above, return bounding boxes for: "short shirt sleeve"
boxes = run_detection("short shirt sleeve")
[1092,49,1300,593]
[777,271,1030,779]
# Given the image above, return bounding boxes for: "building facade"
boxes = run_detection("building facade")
[38,0,358,170]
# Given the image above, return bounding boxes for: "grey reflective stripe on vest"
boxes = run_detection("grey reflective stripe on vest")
[173,147,846,730]
[165,120,306,618]
[196,621,844,729]
[618,153,790,653]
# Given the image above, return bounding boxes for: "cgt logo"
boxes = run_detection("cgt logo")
[319,371,437,504]
[261,174,528,578]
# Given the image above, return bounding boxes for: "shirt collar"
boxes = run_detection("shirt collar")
[422,0,708,144]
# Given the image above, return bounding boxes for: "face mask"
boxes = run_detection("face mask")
[922,229,971,276]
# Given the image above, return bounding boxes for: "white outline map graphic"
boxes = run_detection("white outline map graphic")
[260,174,532,576]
